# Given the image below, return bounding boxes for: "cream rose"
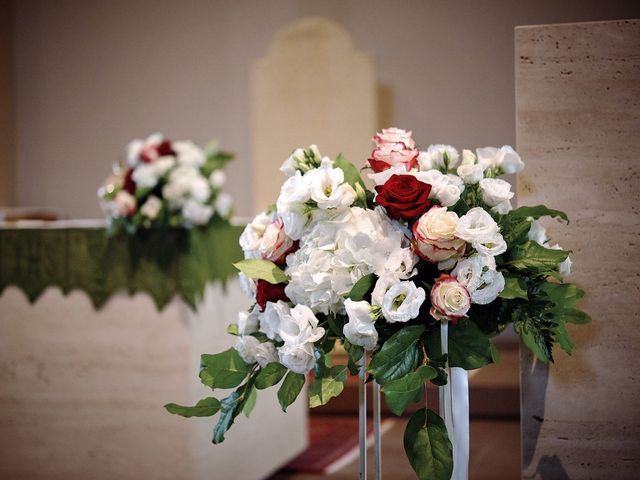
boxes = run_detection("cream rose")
[430,275,471,322]
[412,207,466,263]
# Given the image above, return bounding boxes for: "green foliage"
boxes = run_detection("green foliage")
[509,205,569,223]
[164,397,221,418]
[343,339,364,375]
[500,276,529,300]
[508,241,569,275]
[403,408,453,480]
[368,326,425,385]
[212,391,241,444]
[233,259,288,284]
[382,366,437,416]
[309,365,348,408]
[200,348,252,389]
[277,371,306,412]
[255,362,288,390]
[427,318,495,370]
[334,153,366,191]
[347,273,376,301]
[242,387,258,418]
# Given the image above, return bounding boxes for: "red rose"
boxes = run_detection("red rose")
[256,280,289,311]
[375,174,432,221]
[123,168,136,194]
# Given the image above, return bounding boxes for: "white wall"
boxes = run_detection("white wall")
[10,0,639,218]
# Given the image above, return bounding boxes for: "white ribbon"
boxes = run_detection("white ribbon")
[439,322,469,480]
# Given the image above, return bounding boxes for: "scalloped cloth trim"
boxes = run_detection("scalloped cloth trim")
[0,221,244,311]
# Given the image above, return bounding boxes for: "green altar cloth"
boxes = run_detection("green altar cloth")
[0,220,244,310]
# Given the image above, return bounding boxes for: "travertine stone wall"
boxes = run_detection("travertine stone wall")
[516,20,640,479]
[251,17,376,211]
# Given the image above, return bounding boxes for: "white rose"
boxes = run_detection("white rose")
[476,146,524,174]
[412,207,466,263]
[240,212,271,258]
[457,164,484,184]
[527,220,547,245]
[140,195,162,219]
[235,335,260,364]
[479,178,514,212]
[452,255,505,305]
[379,281,425,323]
[215,192,233,217]
[306,158,356,210]
[278,342,316,374]
[112,191,136,217]
[182,200,213,225]
[238,307,260,335]
[209,170,226,188]
[343,299,378,351]
[253,341,279,368]
[424,144,460,169]
[261,300,289,341]
[430,275,471,321]
[173,140,205,167]
[278,304,325,345]
[259,218,295,263]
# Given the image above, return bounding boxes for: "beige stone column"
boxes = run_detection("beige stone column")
[516,20,640,479]
[251,17,376,212]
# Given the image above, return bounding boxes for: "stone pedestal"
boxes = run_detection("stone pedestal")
[516,19,640,479]
[251,17,376,211]
[0,281,307,480]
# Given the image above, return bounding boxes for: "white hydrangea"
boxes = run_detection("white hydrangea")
[182,199,213,225]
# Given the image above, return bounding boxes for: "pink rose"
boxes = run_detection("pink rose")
[430,274,471,324]
[412,207,466,263]
[368,128,419,173]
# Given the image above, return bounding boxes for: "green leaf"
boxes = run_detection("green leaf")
[403,408,453,480]
[368,325,425,385]
[555,308,591,324]
[509,205,569,223]
[309,365,348,408]
[277,371,305,412]
[540,282,584,309]
[334,153,366,190]
[519,327,553,363]
[255,362,288,389]
[200,348,252,389]
[242,387,257,417]
[164,397,221,418]
[383,366,437,416]
[343,339,364,376]
[499,276,528,300]
[212,391,241,444]
[508,241,569,274]
[427,319,494,370]
[348,273,376,301]
[233,259,288,284]
[553,323,575,355]
[227,324,239,336]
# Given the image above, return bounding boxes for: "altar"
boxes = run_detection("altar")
[0,221,307,480]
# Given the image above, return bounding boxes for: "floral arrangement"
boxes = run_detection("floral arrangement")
[98,133,234,234]
[165,128,589,480]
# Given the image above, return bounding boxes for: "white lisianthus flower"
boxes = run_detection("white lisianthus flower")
[412,207,466,263]
[209,170,226,189]
[476,146,524,174]
[417,151,433,171]
[306,158,356,210]
[189,175,211,203]
[455,207,507,257]
[479,178,514,214]
[261,300,290,341]
[413,169,463,207]
[527,220,547,245]
[140,195,162,219]
[423,144,460,169]
[253,342,279,368]
[368,163,410,186]
[182,200,213,225]
[430,275,471,322]
[457,163,484,184]
[278,304,326,345]
[280,149,302,177]
[240,212,271,258]
[276,171,312,240]
[112,191,136,217]
[215,192,233,217]
[278,342,317,374]
[238,306,260,335]
[461,149,477,166]
[343,299,378,351]
[452,255,505,305]
[238,272,257,299]
[372,278,425,323]
[173,140,205,167]
[550,244,572,276]
[280,145,322,177]
[132,156,175,188]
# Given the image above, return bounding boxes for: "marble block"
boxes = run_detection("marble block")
[0,281,307,480]
[251,17,376,211]
[516,19,640,479]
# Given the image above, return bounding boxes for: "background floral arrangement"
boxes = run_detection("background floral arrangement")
[98,133,234,234]
[166,128,590,480]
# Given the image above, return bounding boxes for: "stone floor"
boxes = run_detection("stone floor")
[269,418,520,480]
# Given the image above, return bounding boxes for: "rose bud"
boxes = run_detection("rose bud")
[429,274,471,324]
[412,207,466,263]
[375,174,432,221]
